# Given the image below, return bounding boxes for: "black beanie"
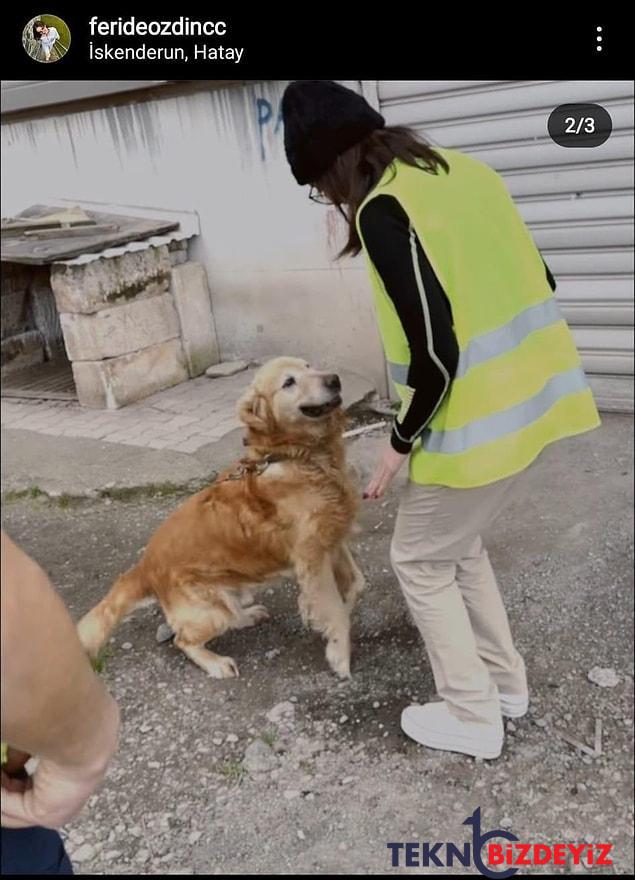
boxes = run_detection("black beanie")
[281,80,385,185]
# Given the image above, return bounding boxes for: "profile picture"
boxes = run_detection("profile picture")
[22,14,70,63]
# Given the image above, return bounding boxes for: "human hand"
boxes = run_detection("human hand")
[363,444,408,500]
[1,702,119,830]
[1,747,32,794]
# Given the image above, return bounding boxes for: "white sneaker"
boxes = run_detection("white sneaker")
[499,692,529,718]
[401,702,503,759]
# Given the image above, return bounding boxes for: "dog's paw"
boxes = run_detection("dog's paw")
[242,604,270,627]
[326,639,351,679]
[77,614,105,659]
[207,655,240,679]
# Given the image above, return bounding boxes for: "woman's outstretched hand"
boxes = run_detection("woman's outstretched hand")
[363,444,408,500]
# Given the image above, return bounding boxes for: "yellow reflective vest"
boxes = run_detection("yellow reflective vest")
[357,150,600,488]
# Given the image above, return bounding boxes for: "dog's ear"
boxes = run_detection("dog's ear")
[237,388,270,431]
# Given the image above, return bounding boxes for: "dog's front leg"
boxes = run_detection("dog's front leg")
[294,552,352,679]
[333,544,366,615]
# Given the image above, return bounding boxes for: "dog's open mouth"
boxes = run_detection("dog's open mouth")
[300,395,342,418]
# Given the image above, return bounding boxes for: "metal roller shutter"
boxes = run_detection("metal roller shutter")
[376,81,634,412]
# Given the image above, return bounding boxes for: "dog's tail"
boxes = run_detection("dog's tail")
[77,566,152,658]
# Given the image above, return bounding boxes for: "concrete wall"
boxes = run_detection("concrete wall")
[0,81,388,393]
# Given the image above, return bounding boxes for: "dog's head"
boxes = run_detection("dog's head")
[238,357,344,439]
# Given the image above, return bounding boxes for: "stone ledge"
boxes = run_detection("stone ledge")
[170,262,220,377]
[72,338,188,409]
[60,292,181,361]
[51,246,172,314]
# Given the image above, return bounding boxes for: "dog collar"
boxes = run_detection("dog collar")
[216,453,286,484]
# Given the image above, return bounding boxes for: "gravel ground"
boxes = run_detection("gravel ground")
[2,416,633,875]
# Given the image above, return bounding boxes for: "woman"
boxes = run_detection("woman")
[33,20,60,62]
[281,80,600,759]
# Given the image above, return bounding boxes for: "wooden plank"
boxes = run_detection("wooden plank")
[22,207,92,224]
[2,220,96,237]
[2,207,92,228]
[23,224,117,240]
[1,204,179,264]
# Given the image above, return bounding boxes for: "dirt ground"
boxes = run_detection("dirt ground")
[2,416,634,875]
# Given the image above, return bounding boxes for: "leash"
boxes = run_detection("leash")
[214,453,286,485]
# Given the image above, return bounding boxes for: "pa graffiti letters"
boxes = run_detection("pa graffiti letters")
[255,97,283,161]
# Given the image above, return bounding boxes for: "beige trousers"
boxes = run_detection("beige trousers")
[390,472,528,724]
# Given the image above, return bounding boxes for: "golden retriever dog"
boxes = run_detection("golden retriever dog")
[77,357,365,679]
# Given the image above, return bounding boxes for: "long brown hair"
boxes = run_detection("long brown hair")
[315,126,449,258]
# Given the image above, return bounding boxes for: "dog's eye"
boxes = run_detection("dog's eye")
[282,377,296,389]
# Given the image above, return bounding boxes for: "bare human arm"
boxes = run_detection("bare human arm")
[1,531,120,829]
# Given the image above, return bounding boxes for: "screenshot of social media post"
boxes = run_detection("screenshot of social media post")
[0,10,633,878]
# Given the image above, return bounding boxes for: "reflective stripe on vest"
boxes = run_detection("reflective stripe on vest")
[421,366,588,454]
[388,297,563,386]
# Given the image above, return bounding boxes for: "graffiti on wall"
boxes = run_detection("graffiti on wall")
[256,97,283,161]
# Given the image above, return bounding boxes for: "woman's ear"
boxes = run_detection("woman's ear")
[237,388,270,431]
